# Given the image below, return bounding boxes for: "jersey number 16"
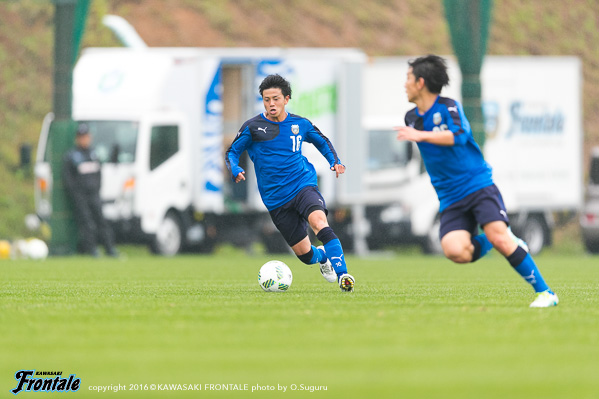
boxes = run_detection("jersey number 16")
[290,135,303,152]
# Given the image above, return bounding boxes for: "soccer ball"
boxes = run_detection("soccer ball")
[258,260,293,292]
[26,238,49,260]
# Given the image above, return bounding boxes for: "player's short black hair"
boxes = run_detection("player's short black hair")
[259,74,292,99]
[408,55,450,94]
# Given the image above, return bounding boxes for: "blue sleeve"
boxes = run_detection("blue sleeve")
[304,124,341,167]
[445,104,470,146]
[225,128,251,180]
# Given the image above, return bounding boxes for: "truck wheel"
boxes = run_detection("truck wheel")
[151,212,182,256]
[584,239,599,254]
[422,218,443,255]
[521,217,546,255]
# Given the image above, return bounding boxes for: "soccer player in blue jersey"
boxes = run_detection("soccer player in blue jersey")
[226,74,355,292]
[394,55,558,307]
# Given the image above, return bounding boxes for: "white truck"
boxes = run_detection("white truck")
[35,47,365,255]
[357,56,583,254]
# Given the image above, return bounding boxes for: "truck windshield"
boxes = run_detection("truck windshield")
[83,121,139,163]
[368,129,411,170]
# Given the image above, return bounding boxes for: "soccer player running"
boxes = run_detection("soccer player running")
[394,55,558,307]
[226,74,355,292]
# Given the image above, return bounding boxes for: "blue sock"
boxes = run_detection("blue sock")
[323,238,347,276]
[471,234,493,262]
[507,247,551,293]
[309,245,326,264]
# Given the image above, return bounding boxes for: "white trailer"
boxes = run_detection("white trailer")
[35,47,365,255]
[357,56,583,254]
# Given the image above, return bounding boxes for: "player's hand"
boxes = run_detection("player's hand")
[394,126,421,142]
[235,172,246,183]
[331,163,345,178]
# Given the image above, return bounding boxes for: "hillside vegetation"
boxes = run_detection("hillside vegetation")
[0,0,598,239]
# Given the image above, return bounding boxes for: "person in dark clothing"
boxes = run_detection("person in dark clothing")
[63,123,118,257]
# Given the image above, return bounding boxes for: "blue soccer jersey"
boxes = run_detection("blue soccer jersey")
[226,113,340,211]
[404,96,494,212]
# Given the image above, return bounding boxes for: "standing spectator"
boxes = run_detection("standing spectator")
[63,123,118,257]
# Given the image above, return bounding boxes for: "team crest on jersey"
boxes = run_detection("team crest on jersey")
[433,112,442,125]
[291,124,300,135]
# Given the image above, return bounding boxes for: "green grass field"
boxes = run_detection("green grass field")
[2,250,598,399]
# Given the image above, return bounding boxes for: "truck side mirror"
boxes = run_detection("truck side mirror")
[20,143,32,168]
[590,147,599,185]
[110,144,120,163]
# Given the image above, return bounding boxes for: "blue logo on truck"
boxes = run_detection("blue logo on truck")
[506,102,565,138]
[204,66,223,192]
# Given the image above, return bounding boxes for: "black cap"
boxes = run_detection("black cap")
[76,123,90,136]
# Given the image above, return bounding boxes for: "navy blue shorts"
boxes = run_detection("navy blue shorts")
[439,184,510,239]
[269,186,327,247]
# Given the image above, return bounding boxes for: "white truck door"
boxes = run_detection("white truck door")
[135,114,192,254]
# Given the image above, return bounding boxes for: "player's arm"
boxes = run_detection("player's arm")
[225,129,251,183]
[394,126,455,146]
[444,104,470,146]
[395,104,470,146]
[304,124,345,177]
